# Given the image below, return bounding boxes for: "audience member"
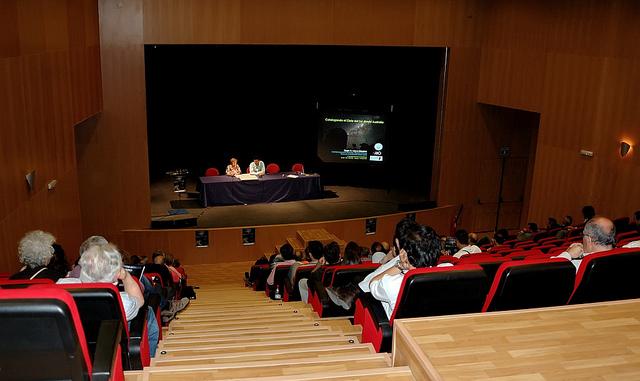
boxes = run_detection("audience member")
[561,215,574,227]
[267,243,296,286]
[69,235,109,278]
[288,240,322,285]
[369,223,450,318]
[452,229,482,258]
[547,217,561,230]
[342,241,362,265]
[554,216,615,271]
[298,242,341,303]
[493,228,510,245]
[164,253,183,284]
[517,222,538,241]
[144,251,175,289]
[359,218,417,293]
[476,235,491,247]
[10,230,61,281]
[48,243,71,279]
[582,205,596,223]
[173,259,187,280]
[370,241,390,264]
[59,243,145,320]
[633,211,640,229]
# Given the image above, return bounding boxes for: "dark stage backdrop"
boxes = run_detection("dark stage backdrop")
[145,45,444,196]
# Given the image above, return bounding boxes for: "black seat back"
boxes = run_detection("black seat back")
[330,264,379,288]
[58,284,131,369]
[391,265,488,322]
[570,248,640,304]
[483,258,575,312]
[0,288,91,381]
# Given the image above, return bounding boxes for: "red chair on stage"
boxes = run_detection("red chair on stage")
[266,163,280,174]
[204,167,219,176]
[292,163,304,173]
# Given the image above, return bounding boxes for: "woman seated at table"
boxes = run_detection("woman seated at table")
[225,157,242,176]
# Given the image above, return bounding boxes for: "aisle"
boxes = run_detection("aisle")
[124,262,415,381]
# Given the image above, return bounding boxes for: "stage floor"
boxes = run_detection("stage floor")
[151,178,432,228]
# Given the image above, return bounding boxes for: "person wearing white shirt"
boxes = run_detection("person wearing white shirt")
[553,216,615,272]
[249,158,266,176]
[369,222,448,319]
[452,229,482,258]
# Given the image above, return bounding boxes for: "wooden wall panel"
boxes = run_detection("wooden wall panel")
[122,206,456,265]
[478,0,640,227]
[0,0,102,272]
[76,0,150,247]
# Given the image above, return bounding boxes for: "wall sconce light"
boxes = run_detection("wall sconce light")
[620,141,632,157]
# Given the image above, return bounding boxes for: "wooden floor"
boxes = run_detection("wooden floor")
[125,262,415,381]
[393,299,640,380]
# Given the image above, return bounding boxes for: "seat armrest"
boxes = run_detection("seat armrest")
[362,293,390,329]
[92,320,122,381]
[127,304,148,370]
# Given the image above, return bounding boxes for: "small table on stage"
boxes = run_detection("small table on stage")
[198,173,323,206]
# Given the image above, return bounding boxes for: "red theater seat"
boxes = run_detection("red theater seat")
[248,263,270,292]
[204,167,219,176]
[0,287,123,380]
[482,258,575,312]
[0,278,54,288]
[291,163,304,173]
[358,265,487,352]
[266,163,280,174]
[265,264,292,299]
[57,283,150,370]
[283,264,315,302]
[308,264,379,317]
[618,237,640,247]
[569,248,640,305]
[616,230,639,243]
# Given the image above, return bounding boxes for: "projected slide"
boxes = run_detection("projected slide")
[317,113,386,164]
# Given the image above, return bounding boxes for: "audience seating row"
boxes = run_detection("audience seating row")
[355,247,640,352]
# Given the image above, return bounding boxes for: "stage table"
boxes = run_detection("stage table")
[198,173,323,206]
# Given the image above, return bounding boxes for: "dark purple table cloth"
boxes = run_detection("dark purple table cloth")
[198,173,323,206]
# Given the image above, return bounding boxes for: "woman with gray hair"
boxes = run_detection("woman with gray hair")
[60,243,145,321]
[10,230,62,281]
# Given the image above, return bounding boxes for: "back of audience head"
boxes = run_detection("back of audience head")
[582,205,596,221]
[371,241,384,254]
[634,210,640,224]
[454,229,470,247]
[79,243,123,283]
[562,215,573,226]
[152,251,165,264]
[393,217,417,254]
[528,222,538,232]
[49,243,70,274]
[323,242,341,265]
[494,228,509,244]
[18,230,56,269]
[80,235,108,256]
[583,216,615,251]
[306,241,323,261]
[164,253,175,266]
[547,217,559,229]
[343,241,362,265]
[398,223,441,268]
[279,243,295,261]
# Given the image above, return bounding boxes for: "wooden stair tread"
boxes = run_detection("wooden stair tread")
[157,336,360,358]
[141,355,391,381]
[162,325,332,341]
[151,344,375,367]
[159,331,345,349]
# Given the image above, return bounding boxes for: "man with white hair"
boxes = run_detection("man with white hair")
[10,230,62,281]
[59,243,144,321]
[554,216,616,272]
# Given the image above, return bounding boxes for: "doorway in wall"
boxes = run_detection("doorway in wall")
[473,104,540,233]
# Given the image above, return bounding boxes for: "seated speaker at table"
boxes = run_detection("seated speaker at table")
[249,157,266,176]
[225,157,242,176]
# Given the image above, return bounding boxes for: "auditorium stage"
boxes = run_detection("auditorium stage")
[151,179,433,228]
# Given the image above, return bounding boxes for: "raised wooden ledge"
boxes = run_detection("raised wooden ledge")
[393,299,640,380]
